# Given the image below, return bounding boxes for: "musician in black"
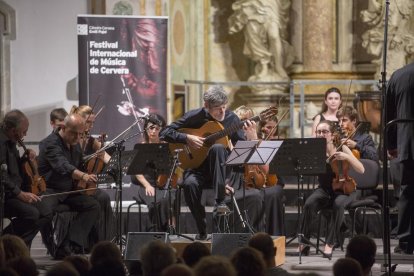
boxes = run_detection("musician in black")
[0,110,52,246]
[38,114,100,259]
[160,86,257,240]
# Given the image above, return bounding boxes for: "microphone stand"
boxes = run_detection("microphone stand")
[103,119,146,251]
[0,164,6,235]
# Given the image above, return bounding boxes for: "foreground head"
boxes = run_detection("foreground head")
[182,241,211,267]
[193,255,236,276]
[346,235,376,276]
[333,257,363,276]
[1,109,29,142]
[203,86,228,122]
[230,247,266,276]
[248,232,276,266]
[140,240,177,276]
[0,234,30,262]
[89,241,122,267]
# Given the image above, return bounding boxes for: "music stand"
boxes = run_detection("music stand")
[102,149,138,250]
[269,138,326,263]
[226,140,283,233]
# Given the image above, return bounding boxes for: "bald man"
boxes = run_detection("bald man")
[38,114,100,259]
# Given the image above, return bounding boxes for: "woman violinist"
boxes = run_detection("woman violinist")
[130,113,174,231]
[299,120,364,258]
[312,87,342,137]
[70,105,114,243]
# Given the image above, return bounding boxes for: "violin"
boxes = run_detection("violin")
[78,134,107,195]
[17,139,47,195]
[329,132,356,195]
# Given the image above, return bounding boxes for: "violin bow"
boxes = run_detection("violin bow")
[264,110,289,141]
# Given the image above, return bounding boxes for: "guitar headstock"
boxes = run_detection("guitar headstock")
[259,106,278,121]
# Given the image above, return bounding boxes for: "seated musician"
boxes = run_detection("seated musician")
[235,106,285,235]
[70,105,114,243]
[159,86,258,240]
[336,106,379,161]
[257,115,286,236]
[299,120,364,258]
[0,110,52,247]
[38,114,100,259]
[130,113,174,231]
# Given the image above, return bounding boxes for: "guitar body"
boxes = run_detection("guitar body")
[169,121,230,169]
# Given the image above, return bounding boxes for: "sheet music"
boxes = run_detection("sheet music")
[226,140,283,166]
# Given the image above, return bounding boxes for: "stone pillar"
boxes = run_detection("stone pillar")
[303,0,333,72]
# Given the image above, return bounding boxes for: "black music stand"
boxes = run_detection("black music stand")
[269,138,326,263]
[226,140,283,233]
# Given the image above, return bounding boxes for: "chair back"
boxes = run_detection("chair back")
[348,159,380,190]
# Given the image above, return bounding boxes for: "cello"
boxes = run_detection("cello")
[17,139,47,195]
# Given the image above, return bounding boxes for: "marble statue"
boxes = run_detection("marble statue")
[361,0,414,79]
[228,0,294,94]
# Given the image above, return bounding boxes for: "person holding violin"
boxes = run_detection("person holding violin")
[336,106,378,162]
[0,110,52,246]
[257,115,286,236]
[312,87,342,137]
[37,114,100,259]
[130,113,175,231]
[299,120,364,258]
[70,105,114,243]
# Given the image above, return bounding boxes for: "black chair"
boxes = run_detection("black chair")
[126,196,145,233]
[347,159,382,237]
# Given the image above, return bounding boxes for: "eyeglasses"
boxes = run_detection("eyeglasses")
[315,130,331,135]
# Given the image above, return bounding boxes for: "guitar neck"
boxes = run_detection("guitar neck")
[205,115,261,144]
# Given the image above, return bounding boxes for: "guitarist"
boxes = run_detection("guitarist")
[160,86,258,240]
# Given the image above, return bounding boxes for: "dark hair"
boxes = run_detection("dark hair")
[248,232,276,263]
[336,106,359,122]
[89,241,122,267]
[182,242,211,267]
[6,256,39,276]
[1,110,27,131]
[333,258,363,276]
[230,247,266,276]
[258,115,279,138]
[143,113,166,142]
[320,87,342,113]
[50,108,68,122]
[345,235,376,273]
[64,256,91,276]
[140,240,176,276]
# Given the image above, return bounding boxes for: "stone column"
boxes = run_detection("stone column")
[303,0,333,72]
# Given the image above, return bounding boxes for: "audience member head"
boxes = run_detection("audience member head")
[59,114,86,146]
[346,235,376,276]
[203,86,228,122]
[143,113,165,143]
[6,256,38,276]
[248,232,276,268]
[89,241,122,267]
[0,267,18,276]
[333,257,363,276]
[0,234,30,262]
[140,240,177,276]
[161,263,194,276]
[88,259,126,276]
[46,262,80,276]
[234,105,254,120]
[230,247,266,276]
[0,239,5,268]
[1,109,29,142]
[182,242,211,267]
[64,256,91,276]
[50,108,68,130]
[193,255,236,276]
[321,87,342,113]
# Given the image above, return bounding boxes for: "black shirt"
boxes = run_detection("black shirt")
[0,128,25,199]
[38,132,82,192]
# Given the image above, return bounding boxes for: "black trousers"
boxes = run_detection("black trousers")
[4,198,52,246]
[90,189,114,243]
[39,191,100,248]
[182,144,228,234]
[300,187,355,246]
[396,160,414,251]
[262,185,285,236]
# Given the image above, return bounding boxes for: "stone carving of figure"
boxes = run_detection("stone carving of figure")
[228,0,294,92]
[361,0,414,79]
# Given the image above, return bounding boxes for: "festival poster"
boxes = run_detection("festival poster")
[77,15,168,148]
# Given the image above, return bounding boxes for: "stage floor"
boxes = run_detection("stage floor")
[30,234,414,276]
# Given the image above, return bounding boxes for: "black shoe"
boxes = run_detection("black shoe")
[322,252,332,260]
[54,243,72,260]
[394,245,414,255]
[195,233,207,241]
[215,203,230,214]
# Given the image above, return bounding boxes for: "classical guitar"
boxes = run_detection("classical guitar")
[169,107,278,169]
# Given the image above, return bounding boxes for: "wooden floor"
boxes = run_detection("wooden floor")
[30,233,414,276]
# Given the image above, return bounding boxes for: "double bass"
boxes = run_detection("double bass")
[17,139,47,195]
